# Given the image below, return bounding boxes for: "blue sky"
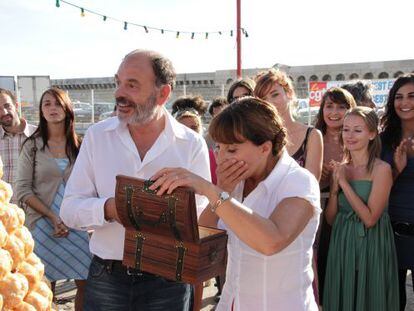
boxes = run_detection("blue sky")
[1,0,413,78]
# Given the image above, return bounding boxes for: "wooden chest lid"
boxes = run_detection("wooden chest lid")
[115,175,200,242]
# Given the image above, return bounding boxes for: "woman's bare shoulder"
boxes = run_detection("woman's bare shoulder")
[372,159,392,178]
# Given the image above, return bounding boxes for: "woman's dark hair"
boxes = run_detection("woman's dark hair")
[227,78,256,103]
[208,97,228,117]
[341,81,373,106]
[314,87,357,134]
[27,87,80,163]
[171,95,207,116]
[381,73,414,149]
[209,96,287,156]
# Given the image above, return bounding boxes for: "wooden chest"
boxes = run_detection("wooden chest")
[115,175,227,284]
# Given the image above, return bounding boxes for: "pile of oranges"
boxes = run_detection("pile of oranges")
[0,164,53,310]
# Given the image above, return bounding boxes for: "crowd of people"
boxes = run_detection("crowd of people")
[0,49,413,311]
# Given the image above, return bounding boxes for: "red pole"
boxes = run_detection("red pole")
[236,0,242,78]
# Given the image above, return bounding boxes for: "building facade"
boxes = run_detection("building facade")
[52,59,414,106]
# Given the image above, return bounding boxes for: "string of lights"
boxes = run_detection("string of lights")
[54,0,249,39]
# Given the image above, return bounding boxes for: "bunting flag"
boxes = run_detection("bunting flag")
[54,0,249,39]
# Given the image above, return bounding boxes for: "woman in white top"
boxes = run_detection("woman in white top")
[150,97,321,311]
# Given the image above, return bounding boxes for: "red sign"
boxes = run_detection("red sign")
[308,82,327,107]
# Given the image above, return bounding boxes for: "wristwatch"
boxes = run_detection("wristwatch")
[210,191,230,213]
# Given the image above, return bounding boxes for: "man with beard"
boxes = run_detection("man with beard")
[60,50,211,310]
[0,88,36,204]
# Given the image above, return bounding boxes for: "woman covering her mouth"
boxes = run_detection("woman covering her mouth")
[150,97,321,310]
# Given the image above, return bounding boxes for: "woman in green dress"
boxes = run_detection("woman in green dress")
[324,107,399,310]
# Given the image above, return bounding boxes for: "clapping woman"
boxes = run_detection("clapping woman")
[380,74,414,310]
[16,88,91,310]
[313,87,356,302]
[324,107,399,310]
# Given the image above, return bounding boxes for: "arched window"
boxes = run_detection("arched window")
[309,75,318,81]
[378,72,389,79]
[363,72,374,79]
[349,73,359,80]
[322,74,332,81]
[297,76,306,83]
[394,71,404,78]
[295,76,307,98]
[336,74,345,81]
[226,78,234,85]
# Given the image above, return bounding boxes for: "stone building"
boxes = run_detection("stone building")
[52,59,414,107]
[286,59,414,98]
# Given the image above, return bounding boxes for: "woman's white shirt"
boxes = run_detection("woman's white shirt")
[217,150,321,311]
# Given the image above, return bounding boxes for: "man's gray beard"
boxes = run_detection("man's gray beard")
[119,94,159,125]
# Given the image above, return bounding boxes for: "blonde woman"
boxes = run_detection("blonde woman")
[324,107,399,310]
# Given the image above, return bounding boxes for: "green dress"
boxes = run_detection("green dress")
[323,180,399,311]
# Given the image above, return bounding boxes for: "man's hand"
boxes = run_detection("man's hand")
[104,198,121,223]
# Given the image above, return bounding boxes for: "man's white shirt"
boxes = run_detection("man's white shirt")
[60,110,211,260]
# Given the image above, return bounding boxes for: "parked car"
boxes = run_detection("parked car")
[99,110,115,121]
[73,102,116,123]
[94,102,115,117]
[74,102,92,123]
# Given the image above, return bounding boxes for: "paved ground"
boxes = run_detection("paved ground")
[56,273,414,310]
[55,278,219,310]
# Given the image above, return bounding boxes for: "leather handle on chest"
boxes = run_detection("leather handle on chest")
[134,232,146,270]
[175,241,187,282]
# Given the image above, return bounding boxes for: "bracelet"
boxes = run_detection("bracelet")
[210,199,223,213]
[210,191,230,213]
